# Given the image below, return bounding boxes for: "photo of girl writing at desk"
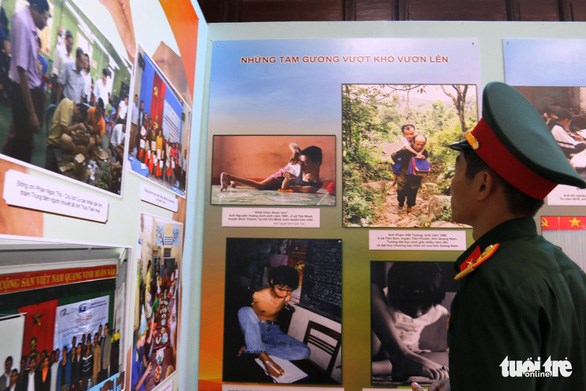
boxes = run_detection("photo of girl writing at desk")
[371,261,458,387]
[223,238,342,385]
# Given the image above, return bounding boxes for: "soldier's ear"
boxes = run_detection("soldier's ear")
[475,169,497,201]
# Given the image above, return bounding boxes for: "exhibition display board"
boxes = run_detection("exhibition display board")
[0,1,203,391]
[1,4,586,391]
[198,22,586,391]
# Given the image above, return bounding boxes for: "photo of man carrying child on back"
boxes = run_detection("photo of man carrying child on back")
[342,83,478,228]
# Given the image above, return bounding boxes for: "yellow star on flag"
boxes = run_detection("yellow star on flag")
[569,217,581,227]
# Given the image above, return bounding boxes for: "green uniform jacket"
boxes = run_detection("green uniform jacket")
[448,217,586,391]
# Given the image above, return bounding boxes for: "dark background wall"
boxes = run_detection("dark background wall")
[198,0,586,23]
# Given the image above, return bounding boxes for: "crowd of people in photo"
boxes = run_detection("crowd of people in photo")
[0,0,125,193]
[133,258,179,391]
[1,325,120,391]
[0,0,189,194]
[129,99,188,191]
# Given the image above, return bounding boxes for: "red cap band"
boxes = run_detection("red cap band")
[471,118,556,199]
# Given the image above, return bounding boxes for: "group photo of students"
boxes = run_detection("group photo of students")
[1,325,120,391]
[132,214,182,391]
[129,97,187,192]
[0,267,124,391]
[127,48,190,197]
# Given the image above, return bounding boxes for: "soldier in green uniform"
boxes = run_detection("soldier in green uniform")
[413,82,586,391]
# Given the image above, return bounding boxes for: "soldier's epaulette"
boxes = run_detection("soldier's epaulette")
[454,243,500,280]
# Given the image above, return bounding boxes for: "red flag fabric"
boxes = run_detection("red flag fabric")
[151,72,167,129]
[18,299,58,356]
[541,216,586,231]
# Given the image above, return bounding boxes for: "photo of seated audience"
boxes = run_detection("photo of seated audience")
[0,0,131,195]
[132,214,182,391]
[515,86,586,180]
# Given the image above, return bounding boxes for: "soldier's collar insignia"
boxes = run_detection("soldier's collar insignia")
[454,243,500,280]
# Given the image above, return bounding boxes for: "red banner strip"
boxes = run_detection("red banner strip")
[0,265,117,295]
[541,216,586,231]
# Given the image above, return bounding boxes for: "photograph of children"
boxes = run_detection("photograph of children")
[211,135,336,206]
[0,252,128,391]
[513,86,586,181]
[0,0,132,195]
[342,83,478,228]
[371,261,458,387]
[127,46,192,197]
[132,213,182,391]
[223,238,342,385]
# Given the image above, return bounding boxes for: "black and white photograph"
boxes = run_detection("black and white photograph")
[371,261,458,387]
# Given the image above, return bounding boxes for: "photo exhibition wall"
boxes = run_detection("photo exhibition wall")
[0,2,585,391]
[0,1,202,391]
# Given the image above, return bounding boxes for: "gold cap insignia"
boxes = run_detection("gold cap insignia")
[465,130,480,150]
